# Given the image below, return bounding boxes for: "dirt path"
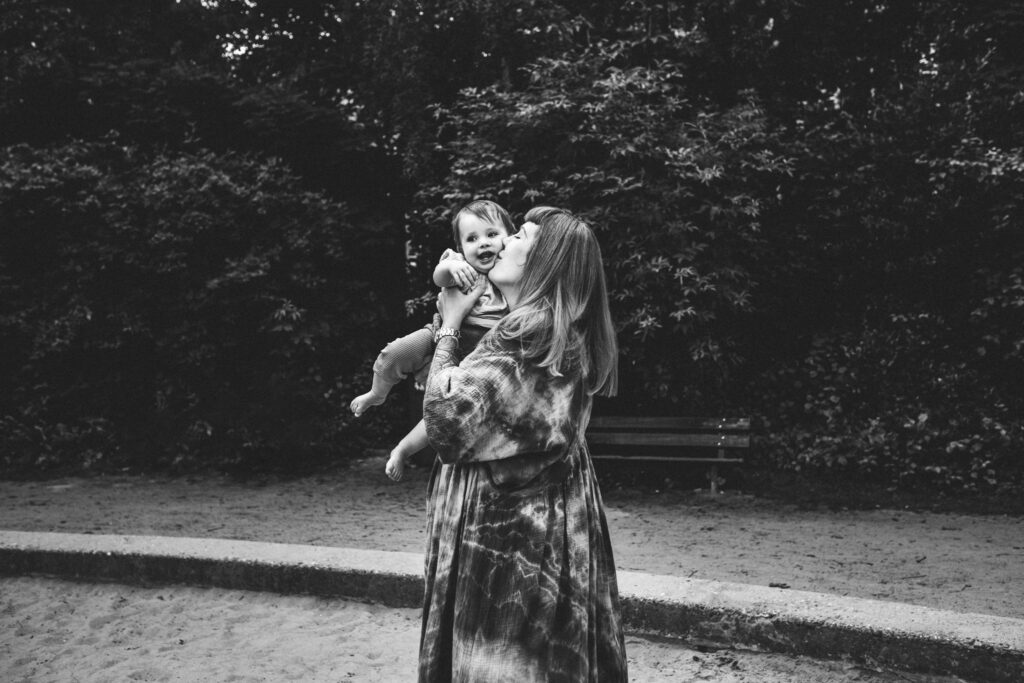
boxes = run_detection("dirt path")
[2,457,1021,619]
[1,577,962,682]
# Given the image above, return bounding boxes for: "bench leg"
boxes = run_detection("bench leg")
[708,447,728,494]
[708,464,719,494]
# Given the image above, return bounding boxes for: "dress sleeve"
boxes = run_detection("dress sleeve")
[423,335,575,465]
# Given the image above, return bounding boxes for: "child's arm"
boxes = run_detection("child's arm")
[433,249,478,293]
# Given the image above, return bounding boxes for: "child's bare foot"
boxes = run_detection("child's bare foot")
[385,449,407,481]
[350,390,385,417]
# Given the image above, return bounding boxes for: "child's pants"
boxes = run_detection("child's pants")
[372,326,434,389]
[372,322,490,391]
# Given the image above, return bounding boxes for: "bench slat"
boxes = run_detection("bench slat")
[590,455,745,464]
[588,417,750,431]
[587,432,750,449]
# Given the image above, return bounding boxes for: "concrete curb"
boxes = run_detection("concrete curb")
[2,530,1021,682]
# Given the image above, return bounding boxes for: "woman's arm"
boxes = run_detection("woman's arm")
[422,278,490,461]
[422,336,502,464]
[424,342,578,469]
[430,334,462,375]
[424,280,576,464]
[423,278,486,434]
[424,343,576,466]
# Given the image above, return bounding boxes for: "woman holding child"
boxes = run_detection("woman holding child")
[418,206,628,681]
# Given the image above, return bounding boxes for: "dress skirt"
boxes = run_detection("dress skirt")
[418,441,628,682]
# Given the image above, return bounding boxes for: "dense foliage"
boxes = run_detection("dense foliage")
[1,0,1021,492]
[0,141,400,471]
[746,2,1024,491]
[0,0,406,472]
[412,56,790,408]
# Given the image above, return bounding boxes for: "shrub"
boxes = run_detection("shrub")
[756,314,1024,492]
[412,51,791,411]
[0,139,403,473]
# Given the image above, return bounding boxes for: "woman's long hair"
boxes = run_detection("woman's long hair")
[493,207,618,397]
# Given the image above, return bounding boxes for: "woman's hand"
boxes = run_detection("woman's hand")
[437,277,485,329]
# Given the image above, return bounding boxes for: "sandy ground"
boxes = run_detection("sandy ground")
[2,457,1021,620]
[1,576,963,682]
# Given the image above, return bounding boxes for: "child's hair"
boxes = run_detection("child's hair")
[492,206,618,397]
[450,200,515,249]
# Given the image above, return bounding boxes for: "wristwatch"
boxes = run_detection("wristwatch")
[433,327,461,344]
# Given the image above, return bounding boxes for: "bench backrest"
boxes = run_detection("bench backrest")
[586,417,751,450]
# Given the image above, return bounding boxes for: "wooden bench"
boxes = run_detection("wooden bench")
[586,417,750,493]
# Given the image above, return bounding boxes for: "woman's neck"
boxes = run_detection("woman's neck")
[495,282,521,310]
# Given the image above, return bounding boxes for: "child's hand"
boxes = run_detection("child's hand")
[447,260,479,294]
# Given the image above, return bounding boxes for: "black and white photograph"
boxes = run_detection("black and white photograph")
[1,1,1021,681]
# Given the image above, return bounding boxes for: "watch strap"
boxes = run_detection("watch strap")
[433,327,461,344]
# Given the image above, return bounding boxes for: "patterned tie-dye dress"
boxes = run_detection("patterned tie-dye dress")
[419,332,628,682]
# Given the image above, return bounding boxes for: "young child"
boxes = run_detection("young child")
[350,199,513,480]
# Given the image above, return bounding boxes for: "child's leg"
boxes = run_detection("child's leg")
[351,327,434,416]
[385,419,428,481]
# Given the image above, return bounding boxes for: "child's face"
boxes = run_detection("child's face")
[457,214,509,273]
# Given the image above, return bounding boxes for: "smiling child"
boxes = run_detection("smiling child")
[350,200,513,479]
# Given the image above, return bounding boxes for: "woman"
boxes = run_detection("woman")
[419,207,628,682]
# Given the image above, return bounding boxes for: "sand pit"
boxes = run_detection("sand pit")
[1,457,1021,619]
[1,576,960,682]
